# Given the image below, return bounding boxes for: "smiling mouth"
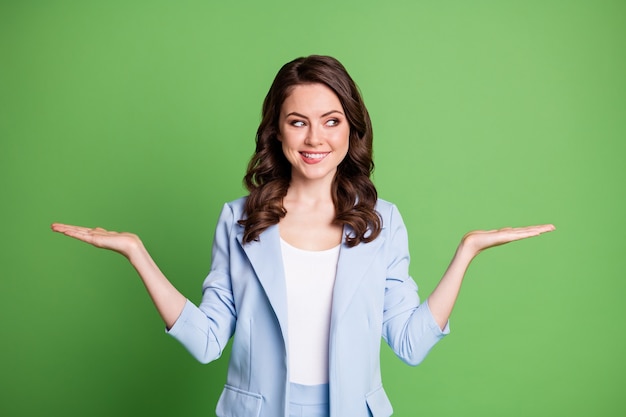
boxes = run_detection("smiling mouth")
[300,152,329,160]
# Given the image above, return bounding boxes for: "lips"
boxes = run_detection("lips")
[299,152,330,163]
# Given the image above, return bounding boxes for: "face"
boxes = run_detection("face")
[277,83,350,185]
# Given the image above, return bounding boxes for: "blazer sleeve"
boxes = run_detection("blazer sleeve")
[166,203,238,364]
[381,204,450,366]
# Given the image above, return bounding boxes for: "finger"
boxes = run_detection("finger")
[52,225,96,237]
[510,224,555,236]
[499,225,555,242]
[52,223,81,233]
[55,227,96,240]
[52,223,113,234]
[51,223,110,244]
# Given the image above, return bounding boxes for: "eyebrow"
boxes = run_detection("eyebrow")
[285,110,344,119]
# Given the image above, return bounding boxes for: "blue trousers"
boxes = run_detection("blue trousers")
[289,383,329,417]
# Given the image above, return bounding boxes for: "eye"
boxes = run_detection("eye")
[290,120,306,127]
[326,118,340,127]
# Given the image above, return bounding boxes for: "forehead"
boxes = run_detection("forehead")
[281,83,343,114]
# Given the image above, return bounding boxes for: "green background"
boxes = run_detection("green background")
[1,1,624,416]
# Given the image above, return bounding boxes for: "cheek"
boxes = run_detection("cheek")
[337,128,350,149]
[279,134,299,158]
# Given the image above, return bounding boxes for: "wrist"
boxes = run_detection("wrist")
[455,239,479,263]
[123,235,145,263]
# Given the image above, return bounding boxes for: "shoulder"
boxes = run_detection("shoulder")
[375,198,394,214]
[226,196,248,207]
[224,196,247,216]
[375,198,402,221]
[213,196,248,228]
[375,198,408,235]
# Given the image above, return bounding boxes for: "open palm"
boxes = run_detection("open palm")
[51,223,141,258]
[462,224,555,257]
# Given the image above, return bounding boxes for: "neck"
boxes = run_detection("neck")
[286,176,335,206]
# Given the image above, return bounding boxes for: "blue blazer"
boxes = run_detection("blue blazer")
[168,197,448,417]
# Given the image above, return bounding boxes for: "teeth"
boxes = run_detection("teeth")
[302,152,327,159]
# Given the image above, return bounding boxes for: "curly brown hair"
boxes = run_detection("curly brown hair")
[239,55,381,247]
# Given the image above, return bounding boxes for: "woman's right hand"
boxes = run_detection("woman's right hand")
[51,223,142,259]
[52,222,187,327]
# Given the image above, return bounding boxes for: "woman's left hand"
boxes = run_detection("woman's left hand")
[461,224,555,259]
[427,223,555,329]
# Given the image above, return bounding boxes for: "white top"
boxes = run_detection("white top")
[280,238,340,385]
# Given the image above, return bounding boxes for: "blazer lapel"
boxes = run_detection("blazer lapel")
[234,222,387,349]
[236,224,289,347]
[330,226,386,326]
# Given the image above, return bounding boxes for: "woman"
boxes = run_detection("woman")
[52,55,554,417]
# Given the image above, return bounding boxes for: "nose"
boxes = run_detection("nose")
[304,125,323,146]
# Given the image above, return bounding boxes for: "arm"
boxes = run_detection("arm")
[382,204,450,366]
[52,202,238,363]
[50,224,187,329]
[427,225,556,330]
[382,204,554,365]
